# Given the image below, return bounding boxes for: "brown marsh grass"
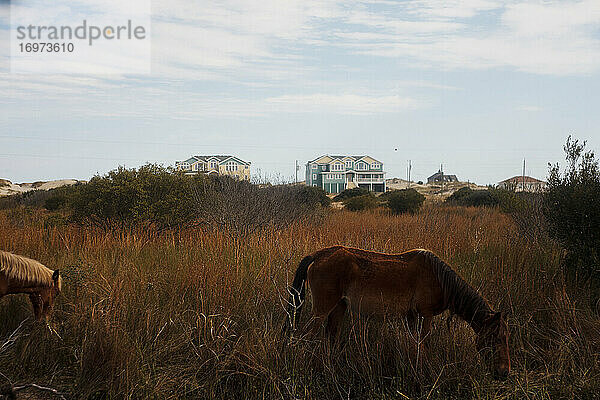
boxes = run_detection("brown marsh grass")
[0,206,598,399]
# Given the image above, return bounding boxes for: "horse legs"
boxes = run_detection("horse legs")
[325,297,348,344]
[29,293,43,320]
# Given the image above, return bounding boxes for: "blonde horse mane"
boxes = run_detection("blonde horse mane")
[0,250,60,289]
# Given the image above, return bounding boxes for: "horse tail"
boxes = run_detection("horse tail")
[284,255,314,335]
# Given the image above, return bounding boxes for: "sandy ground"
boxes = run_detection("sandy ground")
[0,179,80,196]
[386,178,487,201]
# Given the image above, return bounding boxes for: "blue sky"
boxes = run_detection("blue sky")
[1,0,599,184]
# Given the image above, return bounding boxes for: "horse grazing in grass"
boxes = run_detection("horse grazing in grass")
[285,246,510,380]
[0,250,62,320]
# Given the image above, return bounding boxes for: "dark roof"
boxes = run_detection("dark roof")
[193,155,232,162]
[499,176,545,184]
[328,155,365,160]
[178,155,250,165]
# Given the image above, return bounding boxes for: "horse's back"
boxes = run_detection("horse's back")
[307,247,444,317]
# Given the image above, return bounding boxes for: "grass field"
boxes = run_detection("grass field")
[0,206,598,399]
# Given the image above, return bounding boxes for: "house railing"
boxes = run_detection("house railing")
[356,177,384,182]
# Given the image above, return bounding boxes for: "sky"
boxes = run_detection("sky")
[1,0,599,185]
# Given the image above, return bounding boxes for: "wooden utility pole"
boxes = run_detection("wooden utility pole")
[522,159,526,192]
[295,160,299,184]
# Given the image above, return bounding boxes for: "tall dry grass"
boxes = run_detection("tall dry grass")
[0,206,598,399]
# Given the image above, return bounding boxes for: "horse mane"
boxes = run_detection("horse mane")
[0,250,59,289]
[419,250,492,329]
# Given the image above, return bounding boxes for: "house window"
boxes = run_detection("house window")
[357,162,367,170]
[332,163,343,171]
[312,164,317,170]
[226,161,238,172]
[371,163,380,169]
[345,160,352,169]
[312,174,317,180]
[210,161,217,169]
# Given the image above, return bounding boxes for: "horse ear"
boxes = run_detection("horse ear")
[52,270,60,282]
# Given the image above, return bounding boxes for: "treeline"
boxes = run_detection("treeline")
[1,165,330,234]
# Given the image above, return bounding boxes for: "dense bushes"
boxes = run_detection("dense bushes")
[293,185,331,208]
[383,189,425,214]
[195,175,329,236]
[445,187,499,207]
[333,187,369,202]
[544,136,600,279]
[38,164,329,233]
[65,165,201,230]
[338,189,426,214]
[0,188,60,210]
[342,194,378,211]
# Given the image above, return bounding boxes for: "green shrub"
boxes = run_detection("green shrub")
[67,164,202,230]
[293,185,330,208]
[446,187,500,207]
[343,194,378,211]
[333,187,369,202]
[385,189,425,214]
[44,192,67,211]
[544,136,600,280]
[0,189,56,210]
[445,187,474,203]
[463,190,499,207]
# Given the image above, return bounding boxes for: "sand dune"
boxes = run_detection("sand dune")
[0,178,80,196]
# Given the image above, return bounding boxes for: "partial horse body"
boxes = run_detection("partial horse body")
[0,250,62,320]
[285,246,510,380]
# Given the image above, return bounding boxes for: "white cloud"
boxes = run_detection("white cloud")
[264,93,421,114]
[2,0,599,124]
[5,0,600,79]
[405,0,501,18]
[337,0,600,75]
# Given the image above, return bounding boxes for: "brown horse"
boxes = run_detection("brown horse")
[0,250,62,320]
[285,246,510,380]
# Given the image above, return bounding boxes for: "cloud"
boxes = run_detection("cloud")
[334,0,600,76]
[0,73,422,118]
[5,0,600,80]
[1,0,599,124]
[264,93,421,114]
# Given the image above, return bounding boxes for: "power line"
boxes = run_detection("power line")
[0,134,566,154]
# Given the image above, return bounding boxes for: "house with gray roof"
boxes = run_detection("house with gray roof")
[175,155,251,180]
[306,155,385,194]
[427,167,458,184]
